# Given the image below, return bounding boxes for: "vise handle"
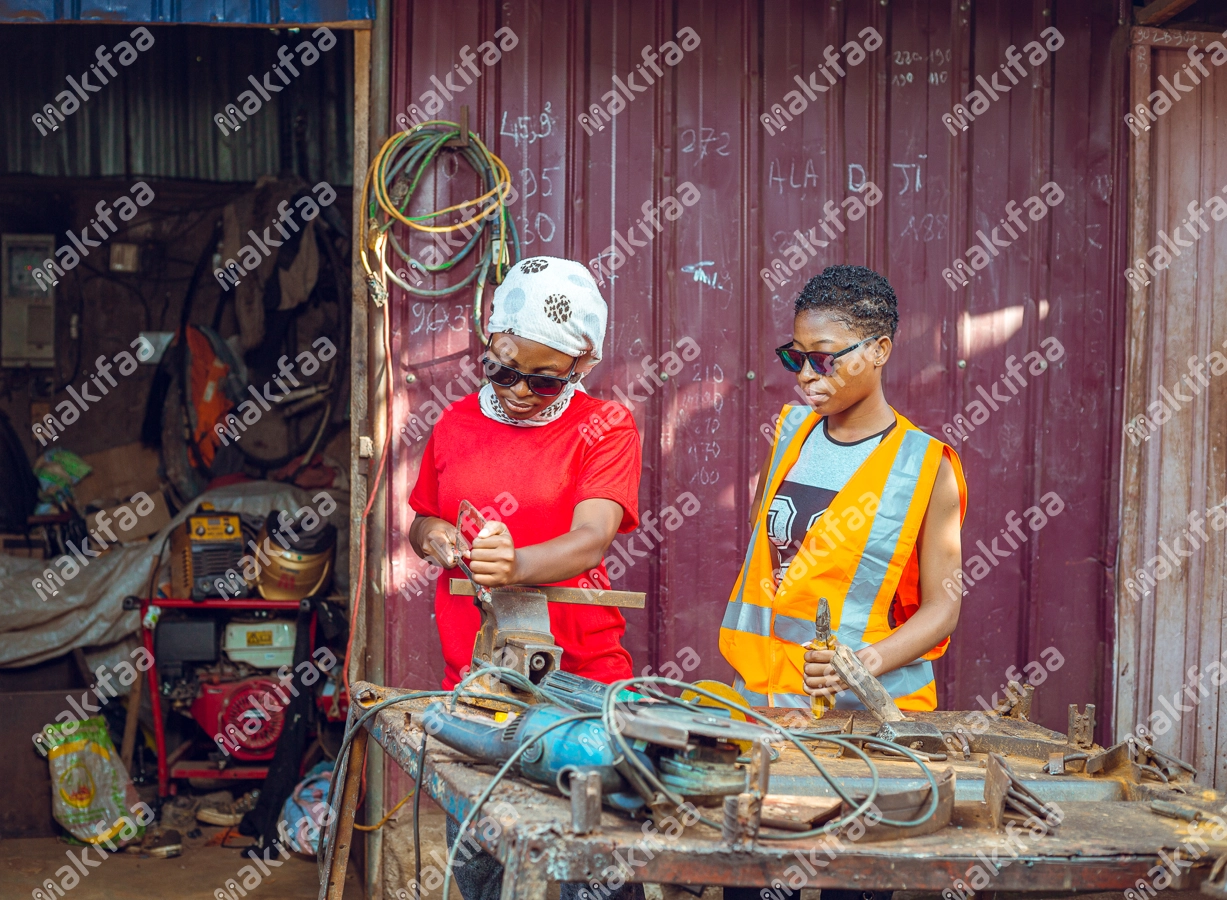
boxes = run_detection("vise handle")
[449,578,646,609]
[829,644,907,723]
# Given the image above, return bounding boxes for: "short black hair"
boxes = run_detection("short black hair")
[794,265,898,339]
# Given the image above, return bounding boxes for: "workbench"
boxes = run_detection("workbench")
[321,683,1227,900]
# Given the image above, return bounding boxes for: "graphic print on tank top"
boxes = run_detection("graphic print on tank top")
[767,419,895,579]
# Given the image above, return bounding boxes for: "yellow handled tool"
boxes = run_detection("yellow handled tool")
[804,597,835,720]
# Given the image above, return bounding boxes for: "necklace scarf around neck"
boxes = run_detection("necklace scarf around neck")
[477,381,583,427]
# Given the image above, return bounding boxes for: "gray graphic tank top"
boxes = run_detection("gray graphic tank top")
[766,418,895,580]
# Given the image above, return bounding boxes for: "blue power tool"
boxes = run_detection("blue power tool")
[422,684,777,814]
[423,700,651,812]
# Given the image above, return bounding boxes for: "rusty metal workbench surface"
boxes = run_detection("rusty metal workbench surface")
[347,683,1227,898]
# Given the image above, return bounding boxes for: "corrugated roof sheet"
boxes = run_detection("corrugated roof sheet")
[1,24,354,184]
[0,0,372,26]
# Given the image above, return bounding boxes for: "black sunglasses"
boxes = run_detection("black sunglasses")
[482,349,579,398]
[775,336,882,376]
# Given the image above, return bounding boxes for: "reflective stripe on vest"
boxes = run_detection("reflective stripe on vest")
[721,598,772,637]
[836,429,929,651]
[733,676,810,710]
[833,659,934,710]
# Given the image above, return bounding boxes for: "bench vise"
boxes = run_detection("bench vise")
[449,579,646,709]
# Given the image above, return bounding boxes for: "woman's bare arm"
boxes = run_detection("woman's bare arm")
[804,454,962,695]
[466,498,624,587]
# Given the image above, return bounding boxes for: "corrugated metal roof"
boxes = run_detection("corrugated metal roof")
[1,24,354,183]
[0,0,372,26]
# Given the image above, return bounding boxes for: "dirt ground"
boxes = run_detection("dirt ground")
[0,820,368,900]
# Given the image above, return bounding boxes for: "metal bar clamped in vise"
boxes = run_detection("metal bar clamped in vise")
[828,644,947,755]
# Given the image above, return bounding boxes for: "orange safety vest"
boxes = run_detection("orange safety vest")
[720,405,967,711]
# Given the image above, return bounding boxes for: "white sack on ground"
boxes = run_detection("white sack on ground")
[0,481,349,668]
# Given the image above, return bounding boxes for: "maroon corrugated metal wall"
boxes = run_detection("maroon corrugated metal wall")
[383,1,1127,740]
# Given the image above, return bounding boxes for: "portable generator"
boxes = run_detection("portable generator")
[170,503,248,599]
[191,676,286,761]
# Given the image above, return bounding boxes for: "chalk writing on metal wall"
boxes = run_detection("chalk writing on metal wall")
[516,164,561,246]
[680,261,729,292]
[769,157,821,195]
[679,127,731,160]
[499,102,557,147]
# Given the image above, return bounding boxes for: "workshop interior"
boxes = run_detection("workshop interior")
[1,0,1226,899]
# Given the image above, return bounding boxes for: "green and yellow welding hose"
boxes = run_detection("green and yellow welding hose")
[359,120,520,343]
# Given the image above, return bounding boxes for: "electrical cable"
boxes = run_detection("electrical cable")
[412,734,426,897]
[321,672,942,900]
[358,120,521,343]
[343,118,516,725]
[450,662,550,711]
[317,689,451,884]
[440,711,600,900]
[353,788,415,832]
[600,676,939,838]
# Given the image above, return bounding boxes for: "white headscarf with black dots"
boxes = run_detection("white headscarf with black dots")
[479,256,608,427]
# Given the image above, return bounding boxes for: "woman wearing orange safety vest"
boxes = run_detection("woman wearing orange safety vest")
[720,265,966,719]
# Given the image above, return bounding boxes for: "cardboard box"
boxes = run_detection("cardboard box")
[87,488,171,543]
[75,443,162,510]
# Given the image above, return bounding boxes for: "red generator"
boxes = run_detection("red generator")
[190,677,287,761]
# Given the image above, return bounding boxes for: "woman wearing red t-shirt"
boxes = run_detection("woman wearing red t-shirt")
[408,255,642,691]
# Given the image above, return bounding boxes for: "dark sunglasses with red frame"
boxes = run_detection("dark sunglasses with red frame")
[482,342,580,398]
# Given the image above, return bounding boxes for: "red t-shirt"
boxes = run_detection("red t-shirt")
[408,391,642,689]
